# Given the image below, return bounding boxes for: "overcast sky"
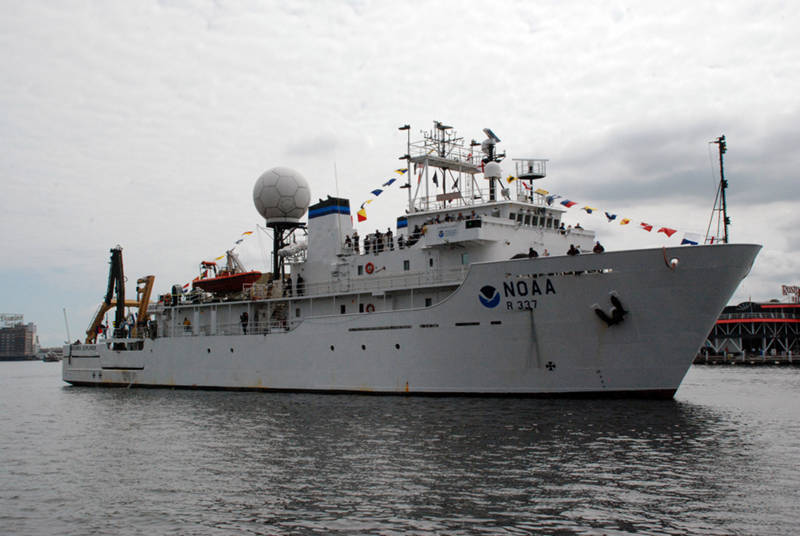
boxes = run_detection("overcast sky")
[2,1,798,346]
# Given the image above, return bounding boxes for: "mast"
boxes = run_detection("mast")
[715,135,730,243]
[709,135,730,244]
[398,124,411,212]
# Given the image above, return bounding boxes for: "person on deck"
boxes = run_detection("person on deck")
[183,317,191,333]
[528,248,539,258]
[352,231,360,254]
[240,311,249,335]
[386,228,394,250]
[593,241,605,254]
[567,244,580,256]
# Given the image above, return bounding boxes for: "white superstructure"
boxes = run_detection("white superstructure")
[63,123,761,398]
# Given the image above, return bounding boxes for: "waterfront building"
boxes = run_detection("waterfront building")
[0,319,38,361]
[699,301,800,362]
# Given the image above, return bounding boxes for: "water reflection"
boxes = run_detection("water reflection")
[2,364,798,535]
[67,390,764,535]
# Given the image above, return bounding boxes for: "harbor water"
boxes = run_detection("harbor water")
[2,362,799,535]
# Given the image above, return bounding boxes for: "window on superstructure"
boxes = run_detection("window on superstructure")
[509,212,516,221]
[517,213,523,223]
[461,253,469,265]
[425,298,432,307]
[403,260,410,271]
[358,265,363,276]
[295,308,301,317]
[340,305,346,314]
[546,217,553,228]
[524,214,531,226]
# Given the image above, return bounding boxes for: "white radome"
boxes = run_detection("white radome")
[253,167,311,222]
[483,161,503,179]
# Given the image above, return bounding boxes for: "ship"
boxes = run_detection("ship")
[63,122,761,398]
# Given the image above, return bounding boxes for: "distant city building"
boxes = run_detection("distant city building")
[0,316,38,361]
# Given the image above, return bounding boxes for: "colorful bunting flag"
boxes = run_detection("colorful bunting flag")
[506,175,517,184]
[640,223,653,232]
[560,200,577,208]
[432,172,438,187]
[395,168,408,174]
[182,283,190,290]
[241,231,253,236]
[605,212,617,222]
[582,206,597,214]
[357,208,367,222]
[371,189,383,196]
[521,181,531,190]
[235,239,243,244]
[620,219,631,225]
[215,255,225,260]
[365,199,373,205]
[534,188,549,196]
[681,233,701,245]
[382,178,396,187]
[657,227,677,237]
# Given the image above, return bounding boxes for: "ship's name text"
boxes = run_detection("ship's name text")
[502,279,556,310]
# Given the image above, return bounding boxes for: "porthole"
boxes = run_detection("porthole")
[330,345,335,351]
[361,344,366,350]
[207,348,211,353]
[395,344,400,350]
[230,348,234,353]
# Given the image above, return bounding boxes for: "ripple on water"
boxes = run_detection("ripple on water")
[1,363,800,534]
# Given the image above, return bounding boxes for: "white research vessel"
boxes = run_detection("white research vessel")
[63,122,760,398]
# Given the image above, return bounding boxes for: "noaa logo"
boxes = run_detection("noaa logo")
[478,285,500,308]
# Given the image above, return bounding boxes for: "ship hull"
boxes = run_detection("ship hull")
[63,244,760,397]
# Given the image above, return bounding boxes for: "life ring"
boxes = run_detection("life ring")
[365,262,375,274]
[365,303,375,313]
